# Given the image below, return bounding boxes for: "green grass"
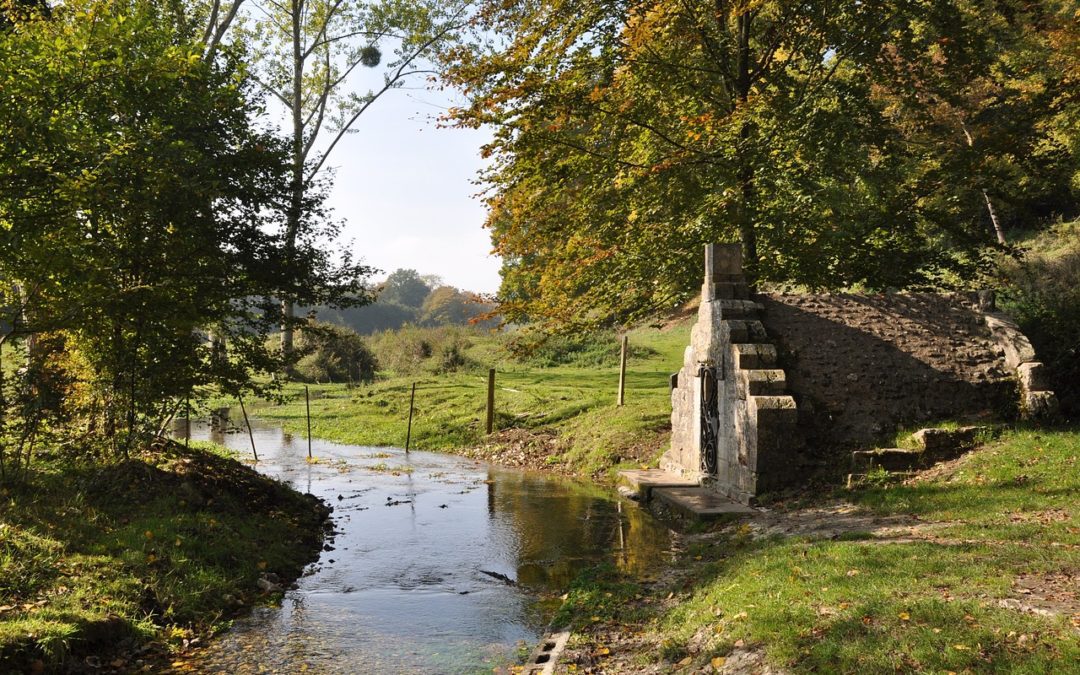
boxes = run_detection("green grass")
[243,323,691,478]
[0,441,328,669]
[561,427,1080,673]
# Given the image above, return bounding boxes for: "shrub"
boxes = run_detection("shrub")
[368,326,477,376]
[999,220,1080,415]
[292,322,378,384]
[509,332,658,368]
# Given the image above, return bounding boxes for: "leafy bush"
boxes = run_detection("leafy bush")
[368,326,477,376]
[999,220,1080,415]
[292,322,378,384]
[509,332,658,368]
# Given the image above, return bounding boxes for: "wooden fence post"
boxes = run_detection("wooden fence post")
[486,368,496,434]
[617,335,628,406]
[405,382,416,452]
[238,396,258,462]
[304,385,312,460]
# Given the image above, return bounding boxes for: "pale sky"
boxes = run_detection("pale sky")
[314,85,501,294]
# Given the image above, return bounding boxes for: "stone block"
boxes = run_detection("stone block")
[733,343,778,370]
[984,312,1037,368]
[708,281,750,300]
[740,369,787,396]
[1022,390,1059,419]
[1017,362,1049,392]
[706,243,743,279]
[750,395,798,426]
[851,448,926,472]
[723,319,768,343]
[717,299,763,318]
[911,426,989,461]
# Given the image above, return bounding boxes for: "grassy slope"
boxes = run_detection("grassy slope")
[245,323,691,478]
[560,428,1080,673]
[0,442,329,670]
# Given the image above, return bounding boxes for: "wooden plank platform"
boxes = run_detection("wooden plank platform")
[617,469,698,500]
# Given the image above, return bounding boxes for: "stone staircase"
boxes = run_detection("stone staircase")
[848,425,995,485]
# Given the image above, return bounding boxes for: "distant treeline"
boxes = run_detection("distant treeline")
[306,268,498,335]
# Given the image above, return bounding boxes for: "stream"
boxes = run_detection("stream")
[181,416,672,674]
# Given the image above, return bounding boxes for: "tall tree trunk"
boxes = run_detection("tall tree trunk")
[281,0,306,357]
[735,10,758,279]
[958,118,1006,245]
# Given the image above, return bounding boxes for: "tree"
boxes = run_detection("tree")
[236,0,465,354]
[869,1,1077,246]
[443,0,960,331]
[379,268,432,308]
[0,0,367,457]
[419,286,492,326]
[293,321,378,383]
[442,0,1080,332]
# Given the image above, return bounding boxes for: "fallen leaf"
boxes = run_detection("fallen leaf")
[846,569,860,577]
[899,612,910,621]
[678,656,692,667]
[952,644,970,651]
[596,647,611,656]
[711,656,726,669]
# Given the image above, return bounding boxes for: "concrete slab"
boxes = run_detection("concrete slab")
[617,469,698,500]
[652,487,757,522]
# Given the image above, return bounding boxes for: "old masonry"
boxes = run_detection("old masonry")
[620,244,1058,517]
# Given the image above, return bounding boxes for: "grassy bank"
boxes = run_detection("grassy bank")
[558,427,1080,673]
[241,323,691,479]
[0,441,330,671]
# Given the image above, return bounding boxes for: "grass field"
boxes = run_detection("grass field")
[558,426,1080,672]
[239,322,692,478]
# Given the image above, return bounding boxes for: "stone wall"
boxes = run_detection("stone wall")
[662,245,803,504]
[661,245,1057,503]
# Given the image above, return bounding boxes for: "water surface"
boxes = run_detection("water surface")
[183,417,671,674]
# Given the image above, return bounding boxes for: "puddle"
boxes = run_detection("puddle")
[180,415,671,673]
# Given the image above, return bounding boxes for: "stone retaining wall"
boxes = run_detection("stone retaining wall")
[662,245,1057,503]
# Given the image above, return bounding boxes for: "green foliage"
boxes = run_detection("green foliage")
[0,0,368,463]
[379,269,433,308]
[511,333,657,369]
[292,322,378,384]
[442,0,1080,332]
[999,220,1080,414]
[368,325,478,376]
[419,285,495,327]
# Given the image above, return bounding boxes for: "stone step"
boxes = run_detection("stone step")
[717,299,764,318]
[732,343,777,369]
[709,281,751,300]
[850,447,926,472]
[617,469,698,501]
[723,319,768,343]
[652,487,758,523]
[740,369,787,395]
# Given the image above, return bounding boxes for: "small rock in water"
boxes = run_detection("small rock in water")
[439,504,448,509]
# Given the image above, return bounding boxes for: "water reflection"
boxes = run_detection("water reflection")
[183,414,671,674]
